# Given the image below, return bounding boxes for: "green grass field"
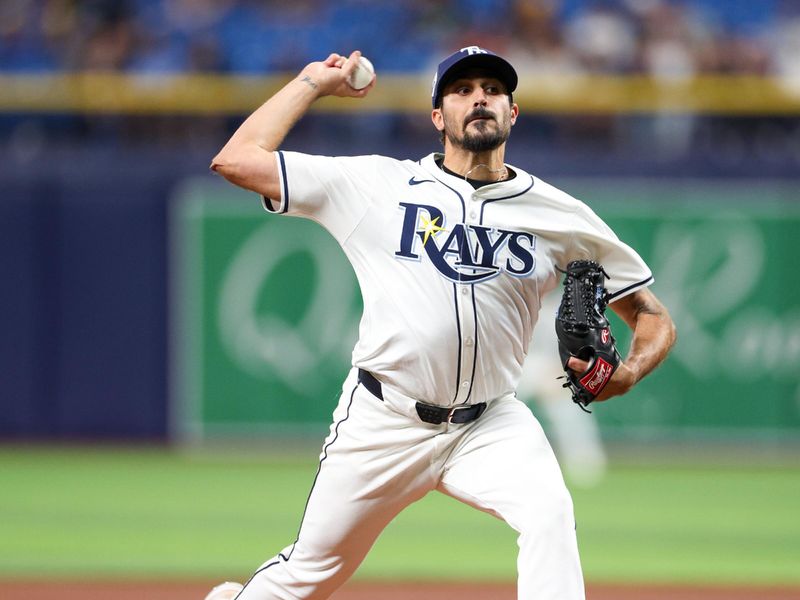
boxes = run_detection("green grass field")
[1,446,798,586]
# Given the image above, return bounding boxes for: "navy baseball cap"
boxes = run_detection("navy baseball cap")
[432,46,518,108]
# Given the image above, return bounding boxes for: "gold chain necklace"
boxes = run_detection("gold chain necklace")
[464,163,508,182]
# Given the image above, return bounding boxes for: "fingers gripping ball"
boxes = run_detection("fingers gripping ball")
[346,55,375,90]
[204,582,244,600]
[555,260,621,410]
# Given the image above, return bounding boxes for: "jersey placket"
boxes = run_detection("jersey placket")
[451,191,483,405]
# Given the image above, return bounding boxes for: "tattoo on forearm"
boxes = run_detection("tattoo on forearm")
[300,75,318,89]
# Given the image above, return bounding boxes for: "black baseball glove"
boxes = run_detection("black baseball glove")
[555,260,620,410]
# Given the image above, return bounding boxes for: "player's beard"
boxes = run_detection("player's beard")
[444,107,511,153]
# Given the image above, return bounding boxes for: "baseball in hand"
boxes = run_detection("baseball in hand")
[346,55,375,90]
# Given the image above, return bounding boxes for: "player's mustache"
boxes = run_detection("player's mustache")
[464,108,496,127]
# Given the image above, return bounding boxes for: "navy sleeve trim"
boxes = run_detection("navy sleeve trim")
[263,151,289,214]
[607,274,654,302]
[277,151,289,214]
[262,196,280,213]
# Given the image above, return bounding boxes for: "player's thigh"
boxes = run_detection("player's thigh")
[438,396,574,533]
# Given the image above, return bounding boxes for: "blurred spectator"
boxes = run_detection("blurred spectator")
[76,1,135,70]
[0,0,59,71]
[563,2,638,73]
[635,2,701,81]
[128,0,232,72]
[770,5,800,95]
[506,1,583,76]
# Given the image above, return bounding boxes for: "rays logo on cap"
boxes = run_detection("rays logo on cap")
[461,46,489,55]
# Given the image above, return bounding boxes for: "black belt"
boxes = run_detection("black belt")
[358,369,487,425]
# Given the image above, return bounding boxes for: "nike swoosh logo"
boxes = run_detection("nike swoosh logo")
[408,176,435,186]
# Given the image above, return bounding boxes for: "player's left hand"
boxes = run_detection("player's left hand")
[566,357,637,401]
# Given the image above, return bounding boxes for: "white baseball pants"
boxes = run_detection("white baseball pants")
[236,368,585,600]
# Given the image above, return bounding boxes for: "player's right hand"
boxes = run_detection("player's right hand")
[298,51,376,99]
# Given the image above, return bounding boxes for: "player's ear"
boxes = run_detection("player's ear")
[510,102,519,126]
[431,108,444,133]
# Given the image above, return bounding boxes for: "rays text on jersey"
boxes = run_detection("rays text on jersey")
[395,202,537,283]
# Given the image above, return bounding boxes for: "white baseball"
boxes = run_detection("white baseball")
[346,56,375,90]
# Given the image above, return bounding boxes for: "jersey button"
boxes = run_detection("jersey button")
[461,381,470,388]
[465,337,474,346]
[469,211,477,219]
[461,287,469,295]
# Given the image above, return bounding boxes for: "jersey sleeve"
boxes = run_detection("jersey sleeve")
[567,204,654,301]
[261,151,378,243]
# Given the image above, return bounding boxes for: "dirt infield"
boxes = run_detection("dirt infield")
[2,580,799,599]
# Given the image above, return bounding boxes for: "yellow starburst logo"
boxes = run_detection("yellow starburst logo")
[420,215,445,246]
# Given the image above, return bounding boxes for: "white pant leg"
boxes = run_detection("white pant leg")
[239,372,440,600]
[438,395,585,600]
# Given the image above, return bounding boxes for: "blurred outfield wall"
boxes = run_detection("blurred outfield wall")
[171,177,800,444]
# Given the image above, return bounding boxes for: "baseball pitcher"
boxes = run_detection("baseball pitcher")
[207,46,677,600]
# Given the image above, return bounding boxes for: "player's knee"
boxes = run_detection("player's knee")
[518,491,576,539]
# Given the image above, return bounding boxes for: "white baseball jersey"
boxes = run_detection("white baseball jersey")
[263,151,652,409]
